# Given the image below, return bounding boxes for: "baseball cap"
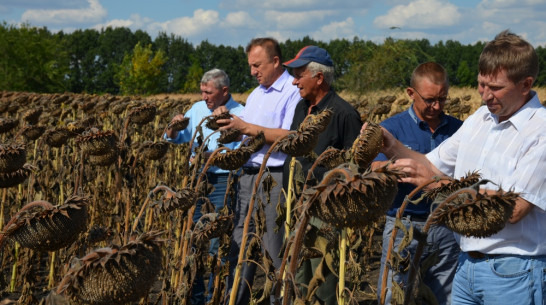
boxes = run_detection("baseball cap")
[283,45,334,68]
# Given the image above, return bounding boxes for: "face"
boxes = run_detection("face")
[408,77,448,123]
[247,45,281,88]
[477,69,532,122]
[200,81,227,110]
[291,66,320,101]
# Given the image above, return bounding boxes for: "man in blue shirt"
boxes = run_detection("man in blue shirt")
[164,68,244,305]
[374,62,462,305]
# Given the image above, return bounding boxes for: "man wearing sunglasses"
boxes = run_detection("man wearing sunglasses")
[374,62,463,305]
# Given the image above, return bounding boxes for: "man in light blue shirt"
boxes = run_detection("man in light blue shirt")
[215,37,300,305]
[164,68,243,305]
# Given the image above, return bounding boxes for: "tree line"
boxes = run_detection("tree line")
[1,22,546,96]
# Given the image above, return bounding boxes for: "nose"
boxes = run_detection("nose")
[481,86,493,100]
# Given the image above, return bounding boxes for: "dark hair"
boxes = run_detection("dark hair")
[479,30,538,84]
[245,37,283,62]
[410,62,449,89]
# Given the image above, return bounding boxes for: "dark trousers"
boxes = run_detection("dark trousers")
[226,169,285,305]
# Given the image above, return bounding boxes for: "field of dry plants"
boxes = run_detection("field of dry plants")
[0,87,544,305]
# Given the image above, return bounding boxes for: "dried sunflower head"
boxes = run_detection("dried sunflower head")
[22,107,43,125]
[2,196,88,252]
[275,128,320,157]
[44,126,75,147]
[138,140,170,160]
[246,131,266,152]
[315,148,349,170]
[0,118,18,134]
[151,186,197,214]
[21,125,46,141]
[168,116,190,131]
[205,112,231,130]
[128,104,157,125]
[0,143,26,173]
[276,109,334,157]
[192,213,234,246]
[210,146,253,171]
[298,108,334,133]
[88,147,119,166]
[431,188,517,238]
[351,121,383,170]
[75,129,118,156]
[217,128,241,144]
[0,163,33,188]
[57,231,164,305]
[304,165,400,229]
[424,171,481,201]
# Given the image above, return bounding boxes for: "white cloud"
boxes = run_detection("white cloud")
[311,17,357,41]
[20,0,106,25]
[264,10,336,30]
[151,9,220,38]
[222,11,256,28]
[373,0,461,29]
[220,0,371,11]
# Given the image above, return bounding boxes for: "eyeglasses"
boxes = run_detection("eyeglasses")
[411,87,448,105]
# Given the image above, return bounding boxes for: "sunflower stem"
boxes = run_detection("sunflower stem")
[338,228,347,305]
[9,242,19,292]
[47,251,56,289]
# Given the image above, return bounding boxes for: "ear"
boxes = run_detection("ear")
[406,87,415,99]
[521,76,533,95]
[272,56,280,68]
[316,72,324,85]
[222,86,229,97]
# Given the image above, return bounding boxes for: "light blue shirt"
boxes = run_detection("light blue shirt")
[427,91,546,255]
[240,70,300,167]
[164,96,244,174]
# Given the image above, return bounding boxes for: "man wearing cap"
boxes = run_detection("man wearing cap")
[283,45,362,305]
[215,37,300,305]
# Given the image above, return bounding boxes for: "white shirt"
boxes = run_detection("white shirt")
[240,70,300,167]
[427,91,546,255]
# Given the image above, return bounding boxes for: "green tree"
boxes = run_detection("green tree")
[456,60,474,86]
[182,54,203,93]
[0,22,67,92]
[154,32,194,93]
[116,42,167,95]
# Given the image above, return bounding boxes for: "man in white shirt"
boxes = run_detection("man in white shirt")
[378,30,546,304]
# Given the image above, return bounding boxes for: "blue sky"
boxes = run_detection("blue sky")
[1,0,545,47]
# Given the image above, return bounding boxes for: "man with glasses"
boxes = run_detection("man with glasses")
[374,62,463,305]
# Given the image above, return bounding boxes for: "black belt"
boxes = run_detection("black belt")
[242,166,283,175]
[467,251,499,259]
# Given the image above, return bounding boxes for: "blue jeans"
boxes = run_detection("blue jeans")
[192,172,236,305]
[378,216,460,305]
[452,252,546,305]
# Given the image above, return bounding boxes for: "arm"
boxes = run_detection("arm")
[165,114,185,140]
[480,189,534,224]
[217,114,290,145]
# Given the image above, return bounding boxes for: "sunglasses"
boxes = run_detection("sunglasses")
[411,87,448,105]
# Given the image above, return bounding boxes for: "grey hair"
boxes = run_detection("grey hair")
[307,61,335,86]
[201,68,230,89]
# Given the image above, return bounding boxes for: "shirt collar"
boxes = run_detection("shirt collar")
[305,90,335,113]
[259,69,291,93]
[494,90,541,131]
[408,103,448,130]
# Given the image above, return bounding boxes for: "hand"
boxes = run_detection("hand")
[217,114,248,133]
[390,158,436,187]
[213,106,229,116]
[166,114,185,137]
